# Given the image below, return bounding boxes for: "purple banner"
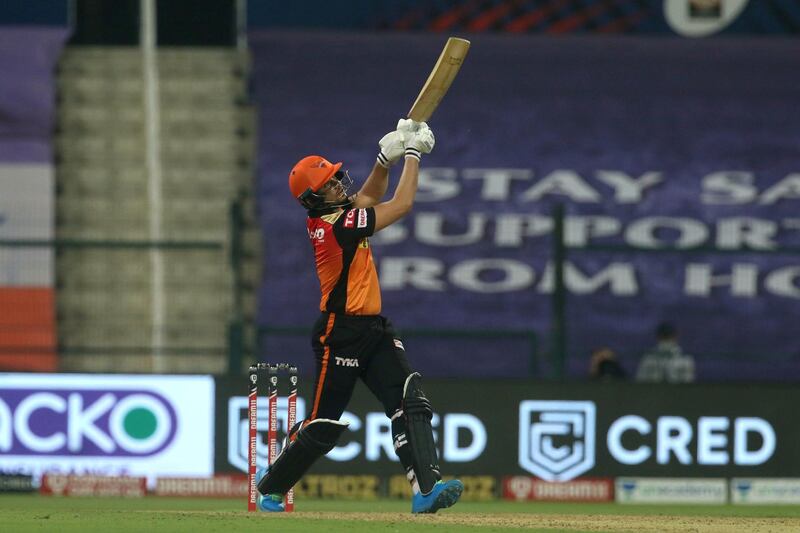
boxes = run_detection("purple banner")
[251,32,800,380]
[0,27,68,163]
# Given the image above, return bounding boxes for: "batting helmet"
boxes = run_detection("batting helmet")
[289,155,343,208]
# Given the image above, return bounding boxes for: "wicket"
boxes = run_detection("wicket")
[247,362,298,512]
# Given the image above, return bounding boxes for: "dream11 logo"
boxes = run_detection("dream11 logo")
[518,400,596,481]
[228,396,307,472]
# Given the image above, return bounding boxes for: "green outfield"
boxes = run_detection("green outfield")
[2,495,800,532]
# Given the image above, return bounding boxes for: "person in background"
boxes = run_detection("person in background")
[589,346,627,381]
[635,322,696,383]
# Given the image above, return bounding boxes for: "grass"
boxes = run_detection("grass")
[2,495,800,532]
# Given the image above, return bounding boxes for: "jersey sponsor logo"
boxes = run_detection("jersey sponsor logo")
[308,228,325,241]
[343,209,356,228]
[393,339,404,351]
[357,209,368,228]
[335,357,359,367]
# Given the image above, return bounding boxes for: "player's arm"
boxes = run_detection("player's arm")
[351,162,389,208]
[351,121,416,209]
[373,125,435,233]
[373,156,419,232]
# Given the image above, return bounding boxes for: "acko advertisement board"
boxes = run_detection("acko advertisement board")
[0,373,214,486]
[216,376,799,480]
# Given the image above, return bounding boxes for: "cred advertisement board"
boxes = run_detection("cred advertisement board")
[216,377,799,480]
[0,373,214,485]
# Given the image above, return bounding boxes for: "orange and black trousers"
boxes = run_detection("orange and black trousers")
[307,311,416,475]
[309,311,411,421]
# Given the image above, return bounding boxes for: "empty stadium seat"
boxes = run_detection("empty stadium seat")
[54,47,259,373]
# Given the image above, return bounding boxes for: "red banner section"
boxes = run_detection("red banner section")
[40,474,146,497]
[156,475,248,498]
[0,288,56,371]
[503,477,614,502]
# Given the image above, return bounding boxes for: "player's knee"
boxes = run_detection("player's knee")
[403,372,433,419]
[295,418,349,454]
[287,420,304,443]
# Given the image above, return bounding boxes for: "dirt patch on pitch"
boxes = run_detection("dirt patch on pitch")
[295,512,800,532]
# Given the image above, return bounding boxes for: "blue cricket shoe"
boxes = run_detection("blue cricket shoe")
[255,467,285,512]
[411,479,464,514]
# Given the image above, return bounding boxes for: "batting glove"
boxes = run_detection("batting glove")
[396,118,424,135]
[377,130,405,168]
[405,125,434,161]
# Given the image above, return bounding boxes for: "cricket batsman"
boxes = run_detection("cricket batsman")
[256,119,463,513]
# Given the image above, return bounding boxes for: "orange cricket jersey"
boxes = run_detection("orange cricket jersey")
[307,206,381,315]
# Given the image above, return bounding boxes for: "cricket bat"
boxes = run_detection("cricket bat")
[407,37,471,122]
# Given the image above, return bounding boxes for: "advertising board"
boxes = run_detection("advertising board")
[731,478,800,505]
[215,377,799,480]
[615,477,727,504]
[0,373,214,486]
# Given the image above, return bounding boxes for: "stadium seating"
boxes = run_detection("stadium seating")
[55,47,260,373]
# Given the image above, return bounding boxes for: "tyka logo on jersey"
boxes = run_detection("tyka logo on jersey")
[335,357,359,367]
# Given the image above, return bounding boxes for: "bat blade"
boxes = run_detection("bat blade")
[407,37,470,122]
